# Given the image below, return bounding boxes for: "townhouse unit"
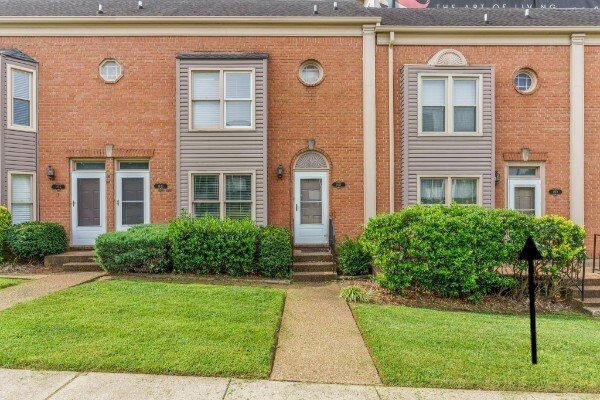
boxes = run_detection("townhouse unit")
[0,1,599,249]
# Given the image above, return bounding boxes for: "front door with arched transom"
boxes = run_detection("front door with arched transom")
[293,151,329,245]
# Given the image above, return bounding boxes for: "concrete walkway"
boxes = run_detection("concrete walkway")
[270,283,381,385]
[0,272,105,311]
[1,369,597,400]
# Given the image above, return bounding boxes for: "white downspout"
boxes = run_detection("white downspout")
[570,33,585,226]
[363,24,377,223]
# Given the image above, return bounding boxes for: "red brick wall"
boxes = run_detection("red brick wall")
[377,45,571,223]
[0,36,365,243]
[584,46,600,250]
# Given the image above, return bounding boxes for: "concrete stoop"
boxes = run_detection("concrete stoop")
[44,251,103,272]
[569,265,600,318]
[292,247,337,282]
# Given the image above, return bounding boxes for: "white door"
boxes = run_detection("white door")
[71,171,106,246]
[508,179,542,217]
[115,171,150,231]
[294,171,328,245]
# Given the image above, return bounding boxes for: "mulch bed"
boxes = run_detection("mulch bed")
[341,279,576,315]
[0,262,49,275]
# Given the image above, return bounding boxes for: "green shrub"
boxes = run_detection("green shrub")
[95,224,171,273]
[337,236,371,276]
[362,205,586,301]
[256,226,292,278]
[340,285,371,303]
[0,207,12,263]
[6,222,67,261]
[510,215,587,299]
[169,215,259,275]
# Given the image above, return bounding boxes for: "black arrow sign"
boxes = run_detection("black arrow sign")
[519,236,543,365]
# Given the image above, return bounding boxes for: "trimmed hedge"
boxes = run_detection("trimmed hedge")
[256,226,292,278]
[337,236,371,276]
[6,222,67,261]
[0,207,12,263]
[362,205,586,301]
[95,224,170,273]
[168,216,260,275]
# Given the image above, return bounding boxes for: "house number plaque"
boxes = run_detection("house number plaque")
[332,181,346,188]
[549,188,562,196]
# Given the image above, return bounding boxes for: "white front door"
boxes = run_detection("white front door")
[115,171,150,231]
[508,179,542,217]
[71,171,106,246]
[294,171,328,245]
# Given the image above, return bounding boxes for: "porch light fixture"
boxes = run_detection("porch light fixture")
[308,139,315,150]
[277,164,284,179]
[521,147,531,162]
[46,165,55,180]
[495,170,500,184]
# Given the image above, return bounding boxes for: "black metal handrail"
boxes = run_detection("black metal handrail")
[328,217,336,264]
[564,258,585,302]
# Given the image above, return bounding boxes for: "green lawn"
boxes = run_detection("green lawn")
[0,278,25,289]
[0,280,285,378]
[354,304,600,393]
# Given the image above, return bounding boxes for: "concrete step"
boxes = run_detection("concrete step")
[45,251,95,267]
[293,271,338,282]
[293,261,335,273]
[62,262,103,272]
[293,251,333,263]
[582,307,600,318]
[572,297,600,308]
[581,286,600,298]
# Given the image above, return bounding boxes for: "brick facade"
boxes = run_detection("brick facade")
[375,44,572,227]
[0,36,364,243]
[0,34,596,248]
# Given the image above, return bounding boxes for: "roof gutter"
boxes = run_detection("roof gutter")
[0,16,382,25]
[376,25,595,34]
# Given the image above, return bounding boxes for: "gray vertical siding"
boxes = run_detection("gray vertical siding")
[402,65,495,207]
[177,56,267,225]
[0,54,38,206]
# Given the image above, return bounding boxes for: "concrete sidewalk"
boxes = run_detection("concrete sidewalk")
[1,369,597,400]
[270,283,381,385]
[0,272,105,311]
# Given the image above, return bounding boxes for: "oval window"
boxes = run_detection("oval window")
[514,69,537,94]
[299,61,323,86]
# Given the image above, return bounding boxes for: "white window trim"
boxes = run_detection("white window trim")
[99,59,123,83]
[188,171,256,220]
[7,64,36,132]
[417,73,483,137]
[7,171,37,222]
[188,68,256,132]
[505,162,545,216]
[116,159,150,171]
[416,175,483,206]
[71,159,107,171]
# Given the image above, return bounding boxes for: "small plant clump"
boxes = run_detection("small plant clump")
[340,285,371,303]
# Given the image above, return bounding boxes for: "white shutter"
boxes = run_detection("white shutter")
[11,174,33,224]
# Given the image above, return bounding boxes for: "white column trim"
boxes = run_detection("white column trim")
[570,33,585,225]
[363,24,377,223]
